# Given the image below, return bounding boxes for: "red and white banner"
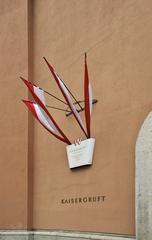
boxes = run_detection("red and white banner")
[33,86,45,105]
[21,77,71,145]
[23,100,69,144]
[21,55,93,144]
[84,53,92,138]
[43,57,88,138]
[21,78,46,108]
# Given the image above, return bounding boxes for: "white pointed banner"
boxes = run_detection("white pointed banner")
[44,57,88,138]
[33,86,45,105]
[23,100,70,144]
[21,77,71,145]
[34,103,60,134]
[84,53,92,138]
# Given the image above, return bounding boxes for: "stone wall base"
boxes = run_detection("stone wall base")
[0,230,135,240]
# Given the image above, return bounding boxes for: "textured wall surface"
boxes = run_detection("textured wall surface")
[31,0,152,234]
[0,230,135,240]
[0,0,29,229]
[136,112,152,240]
[1,0,152,237]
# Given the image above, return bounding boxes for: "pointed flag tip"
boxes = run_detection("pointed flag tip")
[22,99,29,103]
[22,99,27,105]
[20,76,24,81]
[22,99,34,105]
[20,77,27,83]
[43,57,54,71]
[85,52,87,62]
[43,56,49,65]
[43,56,47,63]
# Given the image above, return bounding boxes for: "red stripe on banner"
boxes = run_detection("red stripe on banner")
[22,100,69,144]
[84,53,91,138]
[43,57,88,138]
[21,78,71,145]
[22,100,38,119]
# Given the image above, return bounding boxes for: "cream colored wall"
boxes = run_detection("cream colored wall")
[1,0,152,235]
[31,0,152,234]
[0,0,29,229]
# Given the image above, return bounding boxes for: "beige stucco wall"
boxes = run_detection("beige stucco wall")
[30,0,152,235]
[1,0,152,235]
[0,0,29,229]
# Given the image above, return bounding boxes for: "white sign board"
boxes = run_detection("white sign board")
[66,138,95,169]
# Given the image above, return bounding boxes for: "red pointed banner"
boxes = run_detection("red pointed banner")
[43,57,89,138]
[21,77,71,145]
[23,100,69,144]
[84,53,92,138]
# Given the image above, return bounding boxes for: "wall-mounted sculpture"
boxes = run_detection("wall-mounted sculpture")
[21,54,97,169]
